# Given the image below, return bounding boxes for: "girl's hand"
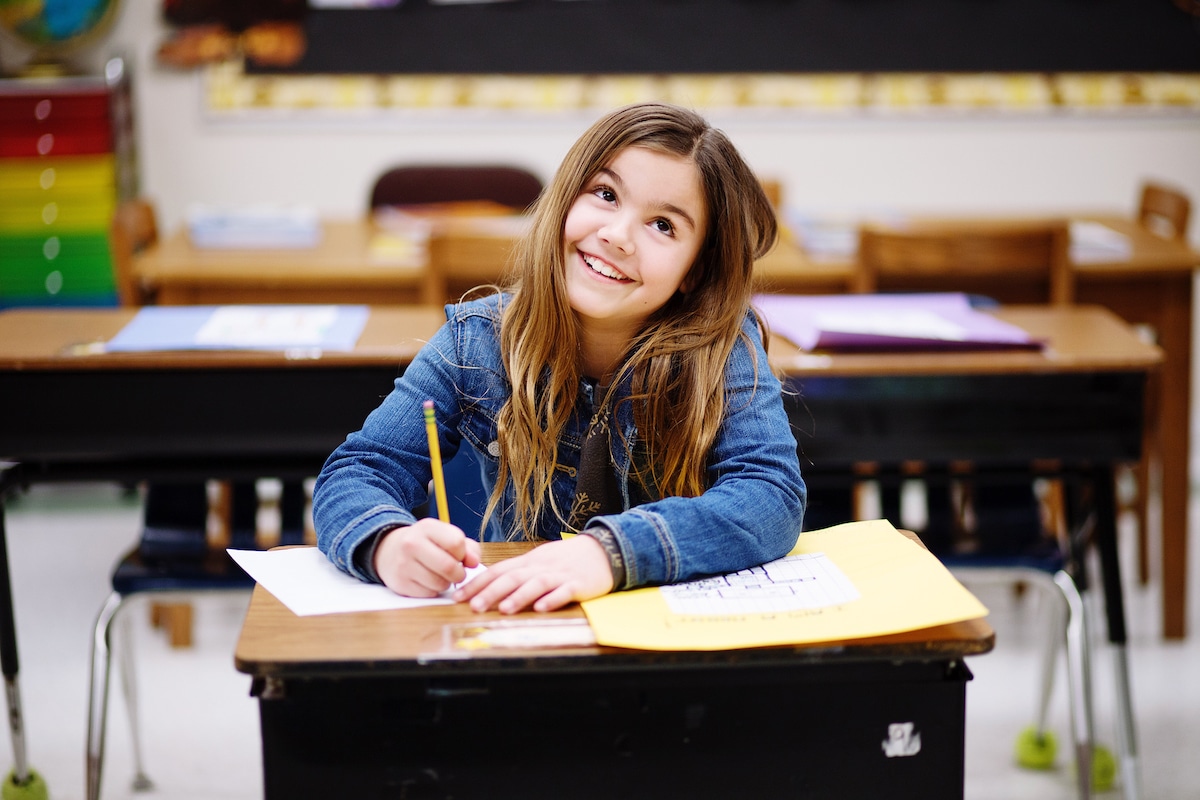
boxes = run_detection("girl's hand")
[373,519,481,598]
[453,535,615,614]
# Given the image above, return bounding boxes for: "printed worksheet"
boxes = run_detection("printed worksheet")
[660,552,859,616]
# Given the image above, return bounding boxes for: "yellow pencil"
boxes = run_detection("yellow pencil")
[423,399,450,523]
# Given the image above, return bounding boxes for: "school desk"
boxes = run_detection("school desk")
[234,539,994,800]
[130,212,1197,638]
[0,304,445,797]
[762,214,1199,640]
[776,303,1161,800]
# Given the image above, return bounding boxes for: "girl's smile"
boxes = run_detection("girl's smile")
[580,252,633,282]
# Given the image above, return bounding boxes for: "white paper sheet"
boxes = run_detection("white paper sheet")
[228,547,486,616]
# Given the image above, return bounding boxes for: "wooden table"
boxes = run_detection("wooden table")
[132,220,430,306]
[761,214,1198,639]
[235,541,993,800]
[779,304,1160,800]
[133,212,1197,638]
[0,305,446,797]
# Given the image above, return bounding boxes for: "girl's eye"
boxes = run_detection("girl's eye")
[593,186,616,203]
[652,218,675,236]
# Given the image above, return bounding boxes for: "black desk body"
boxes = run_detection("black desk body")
[251,646,971,800]
[788,358,1148,725]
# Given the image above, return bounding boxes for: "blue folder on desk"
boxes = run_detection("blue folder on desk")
[753,292,1041,352]
[104,305,370,353]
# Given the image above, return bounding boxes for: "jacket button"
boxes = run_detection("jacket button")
[487,440,500,457]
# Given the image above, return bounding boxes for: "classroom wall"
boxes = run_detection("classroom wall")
[5,4,1199,246]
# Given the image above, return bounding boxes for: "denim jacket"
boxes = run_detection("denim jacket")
[313,294,806,590]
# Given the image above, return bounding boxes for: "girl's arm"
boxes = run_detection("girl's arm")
[586,320,807,588]
[312,319,472,585]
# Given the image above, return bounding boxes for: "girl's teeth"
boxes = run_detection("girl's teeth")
[583,254,625,280]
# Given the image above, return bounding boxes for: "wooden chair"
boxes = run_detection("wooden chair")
[1137,181,1191,241]
[108,197,159,306]
[369,164,543,213]
[1127,182,1190,585]
[368,164,543,306]
[855,220,1074,305]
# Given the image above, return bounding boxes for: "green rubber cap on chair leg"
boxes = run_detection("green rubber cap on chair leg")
[2,769,48,800]
[1015,726,1059,770]
[1091,745,1117,793]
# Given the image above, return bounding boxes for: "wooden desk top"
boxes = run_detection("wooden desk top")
[135,220,428,289]
[770,304,1162,378]
[234,538,995,678]
[0,305,446,371]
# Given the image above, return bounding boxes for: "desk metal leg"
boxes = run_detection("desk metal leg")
[0,495,47,800]
[1090,468,1141,800]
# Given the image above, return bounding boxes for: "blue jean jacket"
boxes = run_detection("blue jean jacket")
[313,294,806,589]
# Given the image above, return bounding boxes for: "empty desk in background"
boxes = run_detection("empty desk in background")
[235,539,994,800]
[130,220,430,306]
[0,305,445,796]
[760,214,1199,639]
[775,303,1161,800]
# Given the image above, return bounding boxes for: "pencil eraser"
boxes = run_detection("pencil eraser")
[423,399,434,410]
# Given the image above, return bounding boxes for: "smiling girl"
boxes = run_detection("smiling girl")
[313,102,806,613]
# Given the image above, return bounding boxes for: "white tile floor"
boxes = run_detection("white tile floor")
[2,480,1199,800]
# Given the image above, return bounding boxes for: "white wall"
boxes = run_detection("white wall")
[5,3,1199,244]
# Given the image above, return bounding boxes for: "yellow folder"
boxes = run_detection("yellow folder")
[581,518,988,651]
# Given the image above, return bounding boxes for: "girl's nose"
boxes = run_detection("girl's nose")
[599,213,635,254]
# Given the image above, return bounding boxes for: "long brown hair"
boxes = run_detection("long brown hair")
[488,102,778,539]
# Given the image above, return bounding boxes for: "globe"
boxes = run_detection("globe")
[0,0,121,67]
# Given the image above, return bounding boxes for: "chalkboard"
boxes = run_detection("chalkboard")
[255,0,1200,76]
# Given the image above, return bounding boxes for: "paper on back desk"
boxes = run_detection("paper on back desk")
[753,292,1037,351]
[228,546,485,616]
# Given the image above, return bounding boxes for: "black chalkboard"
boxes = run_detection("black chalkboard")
[254,0,1200,76]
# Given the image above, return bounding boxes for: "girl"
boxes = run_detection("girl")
[313,102,806,614]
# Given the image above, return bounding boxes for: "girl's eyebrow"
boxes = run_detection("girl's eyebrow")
[598,166,699,233]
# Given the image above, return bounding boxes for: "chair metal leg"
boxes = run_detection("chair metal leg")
[1054,569,1095,800]
[115,611,154,792]
[1032,572,1067,741]
[87,591,123,800]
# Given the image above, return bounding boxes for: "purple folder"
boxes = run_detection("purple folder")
[752,293,1041,352]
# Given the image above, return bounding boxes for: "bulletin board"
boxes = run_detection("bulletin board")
[257,0,1200,76]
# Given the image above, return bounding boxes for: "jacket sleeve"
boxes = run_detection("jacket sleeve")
[584,318,807,588]
[312,316,467,580]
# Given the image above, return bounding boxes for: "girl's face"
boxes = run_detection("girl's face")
[563,146,707,345]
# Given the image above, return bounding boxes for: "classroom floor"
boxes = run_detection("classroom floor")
[2,479,1199,800]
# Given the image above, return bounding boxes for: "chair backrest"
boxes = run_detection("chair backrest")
[1138,182,1191,241]
[109,198,159,306]
[855,221,1074,305]
[368,164,543,213]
